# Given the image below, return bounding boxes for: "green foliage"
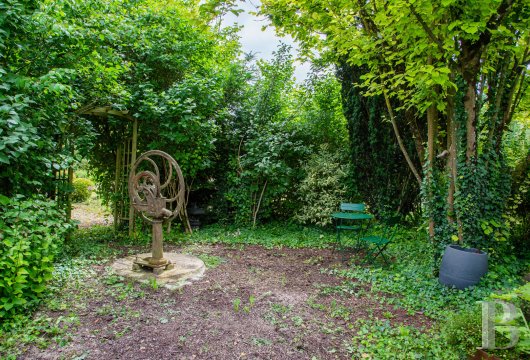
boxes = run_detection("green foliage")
[491,283,530,355]
[0,256,97,357]
[294,145,349,226]
[211,48,349,226]
[0,313,79,357]
[71,178,94,203]
[0,0,89,197]
[71,0,239,209]
[425,148,513,255]
[504,118,530,169]
[1,0,352,234]
[59,226,118,260]
[195,254,224,268]
[292,73,348,152]
[0,196,70,319]
[182,223,335,249]
[441,306,482,356]
[326,226,522,318]
[441,297,529,358]
[1,0,245,219]
[350,319,452,359]
[149,277,158,291]
[339,62,420,217]
[232,297,241,312]
[325,225,526,358]
[505,134,530,256]
[261,0,530,261]
[216,45,309,225]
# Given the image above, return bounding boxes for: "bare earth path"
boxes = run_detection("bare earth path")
[22,244,431,360]
[71,202,113,228]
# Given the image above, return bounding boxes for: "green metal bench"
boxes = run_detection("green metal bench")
[332,203,372,259]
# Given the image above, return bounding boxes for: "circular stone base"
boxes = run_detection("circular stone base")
[111,253,205,290]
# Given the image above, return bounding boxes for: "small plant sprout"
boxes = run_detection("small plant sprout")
[150,277,158,291]
[240,295,256,313]
[233,298,241,312]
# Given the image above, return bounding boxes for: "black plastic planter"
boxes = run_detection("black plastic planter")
[439,245,488,289]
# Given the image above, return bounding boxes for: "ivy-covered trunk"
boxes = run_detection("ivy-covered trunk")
[426,68,521,258]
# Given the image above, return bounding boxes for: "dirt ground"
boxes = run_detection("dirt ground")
[71,202,113,228]
[22,244,432,360]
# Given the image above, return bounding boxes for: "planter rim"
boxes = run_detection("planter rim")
[446,244,487,256]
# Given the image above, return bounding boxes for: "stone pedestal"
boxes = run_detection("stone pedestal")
[111,253,205,290]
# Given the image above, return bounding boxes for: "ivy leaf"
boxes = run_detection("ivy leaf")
[0,153,10,164]
[0,194,9,205]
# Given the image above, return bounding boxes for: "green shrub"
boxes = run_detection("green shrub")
[0,195,70,319]
[441,306,482,356]
[294,145,349,227]
[71,178,94,203]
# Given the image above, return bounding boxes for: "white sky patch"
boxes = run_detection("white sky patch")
[221,0,311,82]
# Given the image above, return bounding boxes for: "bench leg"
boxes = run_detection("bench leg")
[361,245,376,265]
[362,243,390,266]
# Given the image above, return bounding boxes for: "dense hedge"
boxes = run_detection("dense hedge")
[72,178,94,203]
[0,196,70,319]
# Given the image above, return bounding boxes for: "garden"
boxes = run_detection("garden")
[0,0,529,359]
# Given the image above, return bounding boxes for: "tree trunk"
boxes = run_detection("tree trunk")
[179,207,193,234]
[252,180,268,228]
[446,82,463,243]
[427,102,437,241]
[406,109,425,167]
[464,81,477,162]
[382,90,422,186]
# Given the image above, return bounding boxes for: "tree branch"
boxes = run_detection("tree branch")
[382,89,422,186]
[408,4,445,56]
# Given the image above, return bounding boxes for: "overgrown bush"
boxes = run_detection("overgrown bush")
[441,306,482,356]
[71,178,94,203]
[216,45,308,226]
[294,145,349,226]
[441,290,530,359]
[0,196,70,319]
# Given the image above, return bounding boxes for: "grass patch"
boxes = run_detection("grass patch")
[195,254,224,268]
[182,223,336,249]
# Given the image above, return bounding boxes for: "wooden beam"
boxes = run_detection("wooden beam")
[78,106,135,121]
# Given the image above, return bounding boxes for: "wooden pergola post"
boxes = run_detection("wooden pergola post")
[128,118,138,236]
[114,143,122,232]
